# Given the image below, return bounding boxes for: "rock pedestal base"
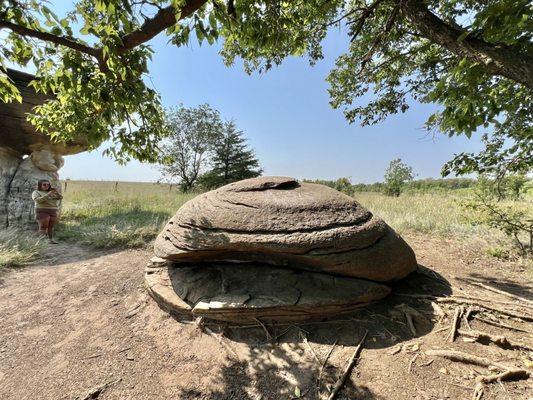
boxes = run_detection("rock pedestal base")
[145,260,391,324]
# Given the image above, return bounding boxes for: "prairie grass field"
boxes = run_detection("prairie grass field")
[56,180,197,249]
[57,180,531,250]
[2,179,531,269]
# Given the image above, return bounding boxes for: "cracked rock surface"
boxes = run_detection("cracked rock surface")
[148,177,418,323]
[145,262,391,323]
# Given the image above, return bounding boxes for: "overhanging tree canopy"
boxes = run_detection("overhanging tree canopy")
[1,0,531,174]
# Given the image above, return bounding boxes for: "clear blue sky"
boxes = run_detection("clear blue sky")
[53,20,483,183]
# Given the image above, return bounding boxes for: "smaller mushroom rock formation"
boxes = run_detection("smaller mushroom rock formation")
[147,177,418,323]
[0,69,87,228]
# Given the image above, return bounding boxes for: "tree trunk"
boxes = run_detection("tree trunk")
[401,0,533,89]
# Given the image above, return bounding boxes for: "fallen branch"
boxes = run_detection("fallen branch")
[303,335,321,365]
[327,331,368,400]
[477,368,530,384]
[437,298,533,322]
[395,304,427,336]
[317,340,338,396]
[425,349,508,370]
[462,305,474,330]
[397,294,533,321]
[468,281,533,306]
[447,306,464,343]
[397,292,529,308]
[458,329,533,351]
[431,301,446,320]
[473,315,533,334]
[405,312,417,336]
[254,318,272,342]
[203,326,240,361]
[408,353,419,373]
[473,368,531,400]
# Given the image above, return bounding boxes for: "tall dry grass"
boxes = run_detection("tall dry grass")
[57,181,196,248]
[0,229,46,269]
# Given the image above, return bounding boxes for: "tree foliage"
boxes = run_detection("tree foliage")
[1,0,531,175]
[383,158,414,196]
[199,120,262,189]
[159,104,222,191]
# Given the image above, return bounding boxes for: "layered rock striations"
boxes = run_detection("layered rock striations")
[147,177,418,323]
[154,176,416,282]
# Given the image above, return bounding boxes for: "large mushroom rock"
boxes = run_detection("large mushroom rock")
[0,69,87,228]
[148,177,418,323]
[155,176,417,282]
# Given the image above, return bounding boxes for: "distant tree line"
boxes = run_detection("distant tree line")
[306,177,479,195]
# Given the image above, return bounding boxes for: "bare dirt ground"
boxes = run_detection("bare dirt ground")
[0,233,531,400]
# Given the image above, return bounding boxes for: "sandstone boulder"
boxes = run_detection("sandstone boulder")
[154,176,417,282]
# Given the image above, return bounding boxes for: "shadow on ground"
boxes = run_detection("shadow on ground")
[176,265,451,349]
[180,356,382,399]
[165,266,450,400]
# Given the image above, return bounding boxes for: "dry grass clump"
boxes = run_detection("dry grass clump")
[0,229,45,269]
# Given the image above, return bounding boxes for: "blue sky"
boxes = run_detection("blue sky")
[52,16,484,183]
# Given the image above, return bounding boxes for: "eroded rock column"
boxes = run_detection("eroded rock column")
[0,148,23,227]
[2,147,64,229]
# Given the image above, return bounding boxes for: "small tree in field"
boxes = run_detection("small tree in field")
[159,104,222,192]
[199,121,262,189]
[383,159,414,197]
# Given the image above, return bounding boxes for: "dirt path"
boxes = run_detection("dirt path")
[0,234,531,400]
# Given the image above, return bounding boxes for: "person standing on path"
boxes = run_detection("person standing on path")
[32,179,62,244]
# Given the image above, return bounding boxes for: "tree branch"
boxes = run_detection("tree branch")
[117,0,207,54]
[0,0,208,70]
[401,0,533,88]
[0,19,101,59]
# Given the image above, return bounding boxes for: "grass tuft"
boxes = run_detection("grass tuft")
[0,229,46,269]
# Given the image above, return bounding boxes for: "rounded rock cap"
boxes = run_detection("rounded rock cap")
[155,177,417,282]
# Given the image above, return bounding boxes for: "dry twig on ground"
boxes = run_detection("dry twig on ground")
[79,379,121,400]
[408,353,419,373]
[447,306,464,342]
[317,340,338,397]
[462,305,474,330]
[398,294,533,321]
[426,349,530,400]
[458,329,533,351]
[327,331,368,400]
[426,349,508,369]
[468,281,533,306]
[472,315,532,334]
